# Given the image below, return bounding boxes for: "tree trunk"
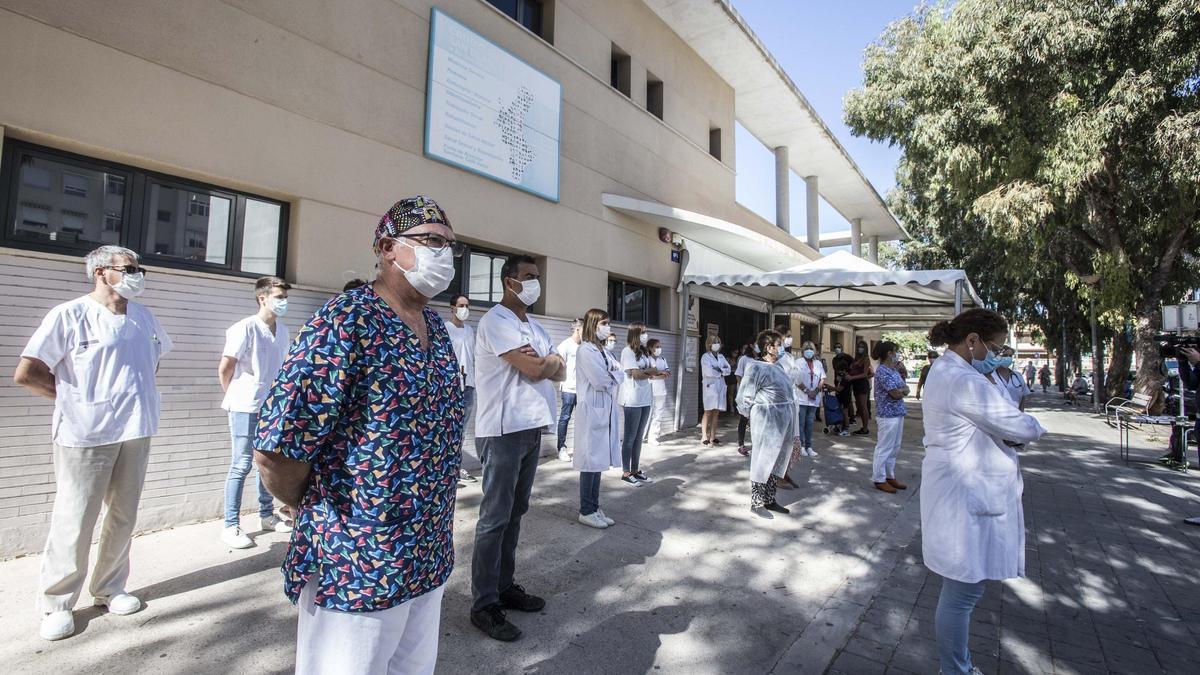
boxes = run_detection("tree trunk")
[1132,306,1165,415]
[1105,332,1131,400]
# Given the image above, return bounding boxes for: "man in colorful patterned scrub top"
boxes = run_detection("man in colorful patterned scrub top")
[254,197,465,675]
[470,254,565,641]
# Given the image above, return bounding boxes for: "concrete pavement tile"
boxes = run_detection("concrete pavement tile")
[1052,657,1111,675]
[1046,625,1101,651]
[828,650,887,675]
[1090,619,1150,649]
[1049,638,1106,666]
[1102,642,1162,675]
[842,634,895,663]
[887,635,938,674]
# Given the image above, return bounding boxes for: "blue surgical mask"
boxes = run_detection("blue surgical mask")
[971,348,1003,375]
[995,356,1014,369]
[802,349,815,359]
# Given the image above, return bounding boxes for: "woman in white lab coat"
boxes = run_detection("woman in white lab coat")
[736,329,797,519]
[921,309,1046,675]
[700,335,732,446]
[572,308,625,529]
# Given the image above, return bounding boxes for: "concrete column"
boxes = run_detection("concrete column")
[850,218,862,257]
[868,235,880,264]
[774,146,789,233]
[804,175,819,250]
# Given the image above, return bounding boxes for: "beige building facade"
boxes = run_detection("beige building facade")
[0,0,894,556]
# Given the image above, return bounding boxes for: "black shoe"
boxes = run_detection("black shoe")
[498,583,545,612]
[764,502,790,514]
[621,474,642,486]
[471,604,522,642]
[633,471,653,483]
[854,428,871,436]
[459,469,477,483]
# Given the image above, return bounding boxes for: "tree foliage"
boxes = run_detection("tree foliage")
[845,0,1200,400]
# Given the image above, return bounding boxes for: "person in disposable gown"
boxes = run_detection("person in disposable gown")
[736,329,797,519]
[572,308,624,530]
[920,309,1046,675]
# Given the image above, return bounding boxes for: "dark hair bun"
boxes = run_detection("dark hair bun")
[928,320,954,347]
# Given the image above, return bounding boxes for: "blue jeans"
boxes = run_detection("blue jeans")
[557,392,577,449]
[224,411,274,527]
[935,576,988,674]
[471,428,541,611]
[579,471,601,515]
[797,404,818,447]
[622,405,651,473]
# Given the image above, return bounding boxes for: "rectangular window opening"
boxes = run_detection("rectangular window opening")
[709,127,722,160]
[607,279,661,328]
[646,74,664,120]
[610,44,631,98]
[485,0,551,42]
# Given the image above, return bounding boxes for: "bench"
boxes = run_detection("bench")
[1106,391,1152,426]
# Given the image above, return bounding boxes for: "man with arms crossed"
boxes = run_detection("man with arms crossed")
[15,246,171,641]
[470,254,566,641]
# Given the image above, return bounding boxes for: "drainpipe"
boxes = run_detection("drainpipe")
[673,245,691,433]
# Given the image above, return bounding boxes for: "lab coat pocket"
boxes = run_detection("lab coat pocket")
[61,395,114,435]
[963,465,1017,517]
[586,391,610,431]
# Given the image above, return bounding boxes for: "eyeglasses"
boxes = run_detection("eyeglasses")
[392,234,466,258]
[102,265,147,276]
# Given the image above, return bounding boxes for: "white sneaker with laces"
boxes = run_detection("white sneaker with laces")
[221,525,253,549]
[577,512,608,529]
[261,514,293,533]
[596,509,616,526]
[557,449,571,462]
[39,610,74,641]
[94,593,142,615]
[805,447,818,457]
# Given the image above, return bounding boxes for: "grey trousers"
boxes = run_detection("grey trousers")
[39,437,151,613]
[471,428,542,612]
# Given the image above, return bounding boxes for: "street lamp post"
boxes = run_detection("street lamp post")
[1081,274,1102,411]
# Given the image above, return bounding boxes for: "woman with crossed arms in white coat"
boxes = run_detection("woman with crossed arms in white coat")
[573,308,624,529]
[700,335,732,446]
[921,309,1046,675]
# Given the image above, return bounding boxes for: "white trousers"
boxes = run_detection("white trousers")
[296,581,445,675]
[872,416,905,482]
[39,437,151,613]
[644,394,668,442]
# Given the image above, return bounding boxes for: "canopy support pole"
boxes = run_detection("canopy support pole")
[673,247,691,434]
[954,279,964,315]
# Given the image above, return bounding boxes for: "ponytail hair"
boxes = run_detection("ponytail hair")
[928,308,1009,347]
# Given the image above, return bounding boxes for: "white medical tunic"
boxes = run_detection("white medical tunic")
[23,296,172,448]
[220,315,289,413]
[920,350,1046,583]
[473,304,557,437]
[701,352,731,411]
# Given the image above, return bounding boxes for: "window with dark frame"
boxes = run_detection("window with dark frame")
[610,43,631,98]
[0,141,287,278]
[709,127,723,160]
[434,244,510,307]
[484,0,546,39]
[646,74,664,120]
[607,279,661,327]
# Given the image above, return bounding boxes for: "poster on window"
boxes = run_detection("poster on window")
[425,8,562,202]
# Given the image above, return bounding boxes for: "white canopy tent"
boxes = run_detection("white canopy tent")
[682,251,982,331]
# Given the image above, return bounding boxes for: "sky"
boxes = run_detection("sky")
[729,0,918,247]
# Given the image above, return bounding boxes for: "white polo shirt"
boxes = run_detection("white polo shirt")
[474,304,557,437]
[22,296,172,448]
[445,321,475,389]
[649,355,670,396]
[220,315,290,413]
[557,337,580,394]
[619,346,653,408]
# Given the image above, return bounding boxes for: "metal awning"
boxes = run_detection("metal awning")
[683,250,981,329]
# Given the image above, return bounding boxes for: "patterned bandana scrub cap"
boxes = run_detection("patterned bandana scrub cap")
[373,196,452,251]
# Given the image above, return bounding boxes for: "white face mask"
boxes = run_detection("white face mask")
[653,347,663,357]
[454,306,470,321]
[711,343,721,352]
[783,337,793,348]
[639,333,649,345]
[392,239,455,299]
[596,324,612,340]
[269,298,289,317]
[605,339,617,351]
[109,271,145,299]
[509,278,541,306]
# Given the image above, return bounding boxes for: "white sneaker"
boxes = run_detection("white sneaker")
[94,592,142,615]
[596,509,616,526]
[261,514,293,533]
[805,447,818,457]
[221,525,254,549]
[557,449,571,462]
[577,512,609,529]
[39,610,74,641]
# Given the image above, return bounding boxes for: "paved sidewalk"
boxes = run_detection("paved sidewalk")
[829,394,1200,675]
[0,394,1196,674]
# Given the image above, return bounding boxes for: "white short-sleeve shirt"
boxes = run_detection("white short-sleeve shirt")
[558,337,580,394]
[619,346,653,408]
[445,321,475,389]
[474,304,557,437]
[649,355,670,396]
[220,315,290,413]
[22,296,172,448]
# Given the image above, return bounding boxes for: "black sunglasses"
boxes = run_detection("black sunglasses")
[102,265,147,276]
[392,233,467,258]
